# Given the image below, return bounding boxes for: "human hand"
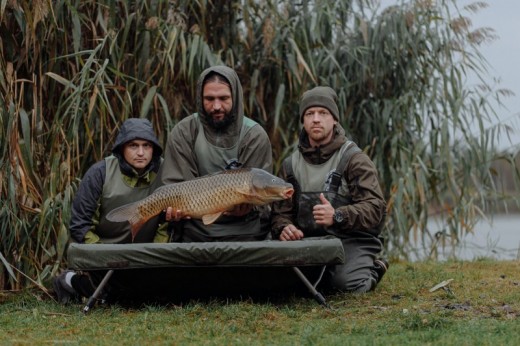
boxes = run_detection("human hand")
[279,224,304,241]
[165,207,190,222]
[313,193,334,227]
[223,203,253,217]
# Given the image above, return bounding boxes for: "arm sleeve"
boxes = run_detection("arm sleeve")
[69,161,106,243]
[83,231,101,244]
[338,153,387,232]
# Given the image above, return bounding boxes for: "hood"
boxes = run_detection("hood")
[112,118,163,175]
[196,65,244,147]
[298,124,347,164]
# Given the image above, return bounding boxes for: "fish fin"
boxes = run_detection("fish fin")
[234,185,254,197]
[202,212,224,225]
[131,220,146,241]
[106,202,148,240]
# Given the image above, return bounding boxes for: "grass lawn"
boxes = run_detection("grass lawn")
[1,260,519,345]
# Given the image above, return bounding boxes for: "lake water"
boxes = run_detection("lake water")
[407,214,520,261]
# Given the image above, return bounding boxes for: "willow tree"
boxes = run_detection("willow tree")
[1,0,518,289]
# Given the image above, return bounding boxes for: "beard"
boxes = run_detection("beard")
[206,111,235,130]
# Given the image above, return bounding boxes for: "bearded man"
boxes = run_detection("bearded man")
[159,65,273,242]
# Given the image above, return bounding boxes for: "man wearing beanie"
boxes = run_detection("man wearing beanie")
[53,118,168,304]
[271,86,388,293]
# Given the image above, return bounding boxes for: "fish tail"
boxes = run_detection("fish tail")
[106,201,142,224]
[106,202,153,240]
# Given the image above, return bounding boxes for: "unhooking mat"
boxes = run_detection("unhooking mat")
[66,236,345,306]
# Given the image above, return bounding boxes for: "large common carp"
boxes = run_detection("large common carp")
[106,168,294,239]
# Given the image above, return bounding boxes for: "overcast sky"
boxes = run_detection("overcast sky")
[459,0,520,151]
[380,0,520,151]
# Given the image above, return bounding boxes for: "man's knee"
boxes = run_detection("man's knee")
[329,273,377,293]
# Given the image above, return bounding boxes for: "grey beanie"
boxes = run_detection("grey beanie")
[299,86,340,122]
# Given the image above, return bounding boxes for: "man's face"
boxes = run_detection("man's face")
[122,139,154,172]
[302,106,337,147]
[202,81,234,129]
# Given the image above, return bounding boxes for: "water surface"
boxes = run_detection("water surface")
[408,214,520,261]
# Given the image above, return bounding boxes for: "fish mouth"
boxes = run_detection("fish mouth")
[283,188,294,199]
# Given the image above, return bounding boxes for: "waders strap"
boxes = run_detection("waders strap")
[326,141,361,193]
[282,155,300,195]
[285,141,362,194]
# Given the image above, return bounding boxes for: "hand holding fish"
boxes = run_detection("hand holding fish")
[164,207,191,222]
[165,203,252,221]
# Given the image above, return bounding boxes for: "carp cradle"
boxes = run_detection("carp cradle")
[66,236,345,313]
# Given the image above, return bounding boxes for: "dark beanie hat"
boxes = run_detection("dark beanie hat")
[299,86,340,122]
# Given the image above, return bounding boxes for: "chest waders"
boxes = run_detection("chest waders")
[182,114,265,239]
[283,142,361,238]
[97,156,159,243]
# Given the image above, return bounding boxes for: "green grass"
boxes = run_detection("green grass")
[1,261,519,345]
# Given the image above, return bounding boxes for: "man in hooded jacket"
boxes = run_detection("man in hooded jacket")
[160,65,273,241]
[271,86,388,293]
[53,118,167,303]
[69,117,166,244]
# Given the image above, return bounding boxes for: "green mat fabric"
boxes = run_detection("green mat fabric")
[67,236,344,270]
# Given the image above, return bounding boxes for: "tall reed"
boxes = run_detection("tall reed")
[0,0,518,289]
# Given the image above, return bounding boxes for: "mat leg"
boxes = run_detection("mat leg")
[83,269,114,314]
[292,267,329,308]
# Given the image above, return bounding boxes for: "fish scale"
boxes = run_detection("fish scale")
[106,168,294,239]
[160,171,247,214]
